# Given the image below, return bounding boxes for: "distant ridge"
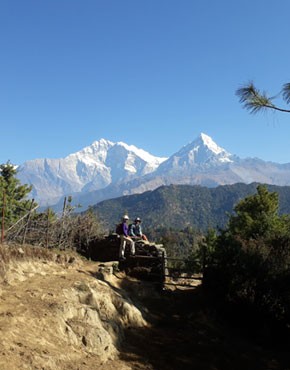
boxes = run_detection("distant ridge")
[93,183,290,232]
[16,133,290,210]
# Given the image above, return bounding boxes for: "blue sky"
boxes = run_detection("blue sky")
[1,0,290,164]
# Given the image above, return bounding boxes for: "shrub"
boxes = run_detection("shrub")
[203,186,290,342]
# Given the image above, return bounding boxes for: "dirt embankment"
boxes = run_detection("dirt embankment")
[0,247,147,370]
[0,246,289,370]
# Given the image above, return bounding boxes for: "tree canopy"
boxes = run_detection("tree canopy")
[228,184,285,239]
[203,185,290,340]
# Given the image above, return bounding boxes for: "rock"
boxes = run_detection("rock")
[98,266,113,275]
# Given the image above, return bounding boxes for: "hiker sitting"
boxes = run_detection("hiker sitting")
[118,215,135,261]
[129,217,148,241]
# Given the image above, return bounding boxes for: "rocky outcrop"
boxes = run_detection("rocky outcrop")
[0,254,147,369]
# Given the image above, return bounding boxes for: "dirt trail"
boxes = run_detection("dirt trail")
[0,253,289,370]
[117,280,290,370]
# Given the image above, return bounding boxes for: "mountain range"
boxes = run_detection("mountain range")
[16,133,290,210]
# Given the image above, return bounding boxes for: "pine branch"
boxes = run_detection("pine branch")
[236,82,290,114]
[282,83,290,104]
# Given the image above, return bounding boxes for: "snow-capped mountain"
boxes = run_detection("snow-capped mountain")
[154,133,234,175]
[16,132,290,210]
[17,139,167,206]
[123,133,290,191]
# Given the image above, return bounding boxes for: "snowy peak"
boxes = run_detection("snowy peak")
[157,133,234,173]
[186,132,234,163]
[68,139,166,168]
[198,133,227,155]
[68,139,114,163]
[17,138,167,205]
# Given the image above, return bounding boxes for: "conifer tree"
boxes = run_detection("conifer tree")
[228,184,284,239]
[0,161,37,228]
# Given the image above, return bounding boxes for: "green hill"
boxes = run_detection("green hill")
[93,182,290,233]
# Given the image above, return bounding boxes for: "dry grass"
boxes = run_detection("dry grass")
[0,243,82,282]
[0,243,54,280]
[0,243,53,261]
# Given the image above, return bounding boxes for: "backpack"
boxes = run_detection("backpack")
[115,223,123,235]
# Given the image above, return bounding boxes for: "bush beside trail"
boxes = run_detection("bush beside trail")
[203,185,290,344]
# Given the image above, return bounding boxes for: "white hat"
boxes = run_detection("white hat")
[123,215,129,220]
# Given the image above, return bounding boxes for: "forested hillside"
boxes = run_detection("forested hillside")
[93,182,290,232]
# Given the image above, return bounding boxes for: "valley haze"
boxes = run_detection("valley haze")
[16,133,290,211]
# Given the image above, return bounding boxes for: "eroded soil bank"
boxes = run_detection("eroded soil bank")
[0,247,289,370]
[0,249,146,370]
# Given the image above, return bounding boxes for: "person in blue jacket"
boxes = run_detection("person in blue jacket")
[129,217,148,241]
